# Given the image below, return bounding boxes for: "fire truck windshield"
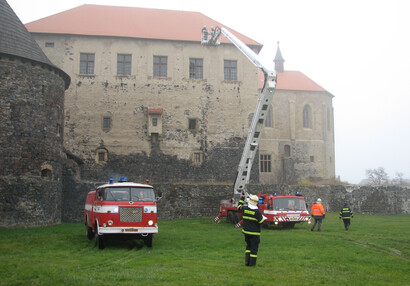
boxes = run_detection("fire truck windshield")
[273,198,307,211]
[103,187,155,202]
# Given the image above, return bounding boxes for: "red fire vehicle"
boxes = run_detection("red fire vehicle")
[214,192,311,228]
[84,177,158,249]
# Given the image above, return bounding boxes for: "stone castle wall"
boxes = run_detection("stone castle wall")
[0,56,66,227]
[61,163,410,223]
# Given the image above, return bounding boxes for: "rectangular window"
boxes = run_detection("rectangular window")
[192,152,203,165]
[103,117,111,131]
[189,58,203,79]
[310,156,315,162]
[194,153,201,163]
[152,117,158,127]
[80,53,95,75]
[224,60,237,81]
[153,56,167,77]
[117,54,132,76]
[188,119,197,130]
[45,42,54,48]
[98,152,106,162]
[260,154,272,173]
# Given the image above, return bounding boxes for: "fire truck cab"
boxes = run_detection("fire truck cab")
[215,192,311,228]
[258,193,311,227]
[84,178,158,249]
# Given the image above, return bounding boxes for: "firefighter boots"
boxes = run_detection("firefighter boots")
[249,256,257,266]
[245,252,250,266]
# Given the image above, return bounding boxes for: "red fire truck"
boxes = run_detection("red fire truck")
[84,177,158,249]
[214,192,311,228]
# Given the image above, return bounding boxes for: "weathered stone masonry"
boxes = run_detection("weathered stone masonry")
[62,161,410,223]
[0,57,67,227]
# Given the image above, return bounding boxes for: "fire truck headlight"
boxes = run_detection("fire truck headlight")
[148,220,154,226]
[113,207,118,213]
[108,220,113,226]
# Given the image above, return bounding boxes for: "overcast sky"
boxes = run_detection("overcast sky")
[6,0,410,184]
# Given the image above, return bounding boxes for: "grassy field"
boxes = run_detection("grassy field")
[0,213,409,286]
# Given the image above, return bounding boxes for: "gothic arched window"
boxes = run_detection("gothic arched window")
[265,105,273,127]
[303,105,312,129]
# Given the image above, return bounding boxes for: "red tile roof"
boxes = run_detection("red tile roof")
[148,107,163,114]
[25,4,261,47]
[259,70,330,94]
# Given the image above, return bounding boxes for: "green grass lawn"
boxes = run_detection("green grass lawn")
[0,213,409,286]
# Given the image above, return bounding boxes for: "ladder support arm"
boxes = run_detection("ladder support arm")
[202,26,277,195]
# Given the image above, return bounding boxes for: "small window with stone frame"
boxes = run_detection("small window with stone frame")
[80,53,95,75]
[102,116,111,132]
[265,105,273,127]
[96,149,108,163]
[117,54,132,76]
[56,123,62,137]
[153,55,167,77]
[192,151,203,165]
[303,105,312,129]
[260,154,272,173]
[189,58,203,79]
[188,118,198,131]
[224,60,237,81]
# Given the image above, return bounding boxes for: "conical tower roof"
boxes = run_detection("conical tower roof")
[0,0,70,88]
[273,41,285,72]
[274,41,285,62]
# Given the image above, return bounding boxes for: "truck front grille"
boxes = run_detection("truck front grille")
[120,207,142,222]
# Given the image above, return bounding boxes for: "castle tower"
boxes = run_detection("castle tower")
[273,41,285,73]
[0,0,70,227]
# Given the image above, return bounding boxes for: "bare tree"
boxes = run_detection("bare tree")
[391,172,404,185]
[365,167,389,185]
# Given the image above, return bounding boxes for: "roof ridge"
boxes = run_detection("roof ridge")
[25,4,262,47]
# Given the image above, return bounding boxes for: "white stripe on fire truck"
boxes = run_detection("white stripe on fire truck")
[89,205,157,214]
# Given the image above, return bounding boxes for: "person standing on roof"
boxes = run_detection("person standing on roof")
[238,193,265,266]
[310,198,326,231]
[339,204,353,230]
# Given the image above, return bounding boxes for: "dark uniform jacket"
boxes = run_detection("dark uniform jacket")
[238,196,265,235]
[339,207,353,219]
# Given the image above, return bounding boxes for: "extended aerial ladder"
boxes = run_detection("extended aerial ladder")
[202,26,276,197]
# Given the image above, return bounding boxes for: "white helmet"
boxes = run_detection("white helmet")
[248,195,259,205]
[316,198,322,203]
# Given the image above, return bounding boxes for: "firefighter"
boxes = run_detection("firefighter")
[238,193,265,266]
[310,198,325,231]
[339,204,353,230]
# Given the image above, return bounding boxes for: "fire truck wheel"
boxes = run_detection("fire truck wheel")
[143,234,153,247]
[234,212,241,224]
[86,224,94,240]
[96,234,105,249]
[94,223,105,249]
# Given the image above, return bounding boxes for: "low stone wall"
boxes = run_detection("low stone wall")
[62,181,410,223]
[0,175,62,227]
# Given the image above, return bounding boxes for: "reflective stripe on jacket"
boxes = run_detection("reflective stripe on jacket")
[238,196,264,235]
[311,203,325,216]
[340,207,353,219]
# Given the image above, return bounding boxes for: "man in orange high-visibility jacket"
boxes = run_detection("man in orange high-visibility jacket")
[311,198,325,231]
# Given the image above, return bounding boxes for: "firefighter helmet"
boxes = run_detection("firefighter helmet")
[249,195,259,205]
